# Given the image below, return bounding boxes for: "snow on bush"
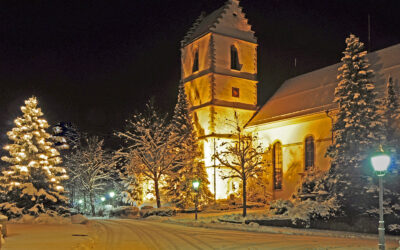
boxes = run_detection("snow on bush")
[269,199,293,215]
[109,206,139,218]
[287,198,339,227]
[388,224,400,234]
[10,213,71,224]
[139,207,176,218]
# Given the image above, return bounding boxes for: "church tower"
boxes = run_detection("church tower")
[180,0,258,199]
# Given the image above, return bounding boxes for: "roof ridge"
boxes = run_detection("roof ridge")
[181,12,206,47]
[180,0,239,47]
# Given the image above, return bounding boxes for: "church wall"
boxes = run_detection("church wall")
[184,74,212,107]
[212,33,257,76]
[212,106,255,135]
[248,112,332,200]
[181,34,212,80]
[213,74,257,105]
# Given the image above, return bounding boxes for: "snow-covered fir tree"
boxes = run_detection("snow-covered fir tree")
[0,97,69,218]
[325,34,385,216]
[119,165,143,206]
[164,84,212,209]
[384,77,400,151]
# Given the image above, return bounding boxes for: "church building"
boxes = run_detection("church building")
[180,0,400,201]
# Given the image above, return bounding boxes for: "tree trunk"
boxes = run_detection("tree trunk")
[242,177,247,217]
[89,192,95,216]
[83,191,87,213]
[154,179,161,208]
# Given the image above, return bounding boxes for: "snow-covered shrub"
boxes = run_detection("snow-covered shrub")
[139,207,176,218]
[109,206,139,218]
[287,198,339,227]
[388,224,400,234]
[269,199,293,215]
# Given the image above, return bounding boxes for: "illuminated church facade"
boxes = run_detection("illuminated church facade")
[180,0,400,200]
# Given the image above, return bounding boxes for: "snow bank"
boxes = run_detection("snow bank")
[71,214,89,224]
[10,214,72,224]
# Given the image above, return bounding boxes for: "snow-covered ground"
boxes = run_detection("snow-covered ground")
[3,216,400,249]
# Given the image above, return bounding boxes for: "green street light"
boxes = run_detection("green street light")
[78,199,83,204]
[192,180,200,191]
[192,180,200,220]
[370,146,391,250]
[109,191,115,198]
[101,197,106,202]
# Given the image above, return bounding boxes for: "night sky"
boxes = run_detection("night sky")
[0,0,400,148]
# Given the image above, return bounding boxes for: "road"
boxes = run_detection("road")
[92,219,399,250]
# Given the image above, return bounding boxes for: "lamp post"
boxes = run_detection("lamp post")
[192,180,200,220]
[109,191,115,207]
[370,147,391,250]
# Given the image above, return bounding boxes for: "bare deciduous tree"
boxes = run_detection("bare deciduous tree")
[116,101,181,208]
[213,113,264,217]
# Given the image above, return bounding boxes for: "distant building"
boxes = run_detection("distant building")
[180,0,400,201]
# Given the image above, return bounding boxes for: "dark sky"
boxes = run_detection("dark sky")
[0,0,400,148]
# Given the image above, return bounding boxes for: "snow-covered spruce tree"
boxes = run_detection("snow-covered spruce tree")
[325,34,385,216]
[116,100,181,208]
[384,77,400,153]
[164,83,213,209]
[213,112,264,217]
[0,97,69,218]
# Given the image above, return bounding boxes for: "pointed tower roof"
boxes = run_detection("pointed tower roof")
[181,0,257,47]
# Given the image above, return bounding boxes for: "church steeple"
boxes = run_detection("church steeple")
[180,0,258,199]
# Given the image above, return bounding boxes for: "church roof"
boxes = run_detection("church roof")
[181,0,256,47]
[247,43,400,127]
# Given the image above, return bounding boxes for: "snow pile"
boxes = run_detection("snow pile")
[109,206,139,218]
[10,213,72,224]
[71,214,89,224]
[140,207,177,218]
[269,199,294,215]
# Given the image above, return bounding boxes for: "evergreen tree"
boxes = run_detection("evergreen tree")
[325,34,385,215]
[384,77,400,151]
[164,83,213,208]
[0,97,69,218]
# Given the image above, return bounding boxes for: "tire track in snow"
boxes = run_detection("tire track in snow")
[124,220,205,250]
[138,221,214,250]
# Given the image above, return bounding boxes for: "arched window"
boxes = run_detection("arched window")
[273,142,282,190]
[230,45,240,70]
[192,50,199,72]
[305,136,314,170]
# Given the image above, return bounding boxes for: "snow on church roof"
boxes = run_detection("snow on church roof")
[247,43,400,127]
[181,0,256,47]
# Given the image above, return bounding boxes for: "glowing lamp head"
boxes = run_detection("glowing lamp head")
[371,149,390,176]
[78,199,83,204]
[192,180,200,191]
[101,197,106,202]
[109,191,115,198]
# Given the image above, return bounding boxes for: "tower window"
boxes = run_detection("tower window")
[305,136,314,171]
[192,50,199,73]
[230,45,240,70]
[273,142,282,190]
[232,87,239,98]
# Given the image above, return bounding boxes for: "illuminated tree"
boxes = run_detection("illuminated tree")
[164,84,212,208]
[0,97,69,218]
[213,113,264,217]
[116,100,181,208]
[67,136,115,216]
[325,34,385,215]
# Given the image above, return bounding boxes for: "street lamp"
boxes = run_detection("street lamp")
[109,191,115,207]
[101,197,106,202]
[370,146,391,250]
[192,180,200,220]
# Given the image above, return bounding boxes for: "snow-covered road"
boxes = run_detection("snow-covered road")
[91,219,399,249]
